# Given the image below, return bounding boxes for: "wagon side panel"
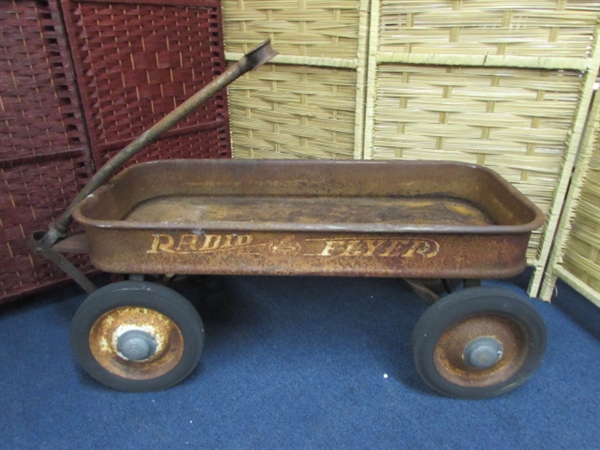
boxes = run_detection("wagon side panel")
[84,229,531,280]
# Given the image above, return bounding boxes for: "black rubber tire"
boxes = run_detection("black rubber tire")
[71,281,204,392]
[412,286,546,399]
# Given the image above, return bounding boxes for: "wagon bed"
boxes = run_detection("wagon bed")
[74,159,543,280]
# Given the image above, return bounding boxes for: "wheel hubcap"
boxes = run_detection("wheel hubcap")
[117,330,157,361]
[463,337,503,369]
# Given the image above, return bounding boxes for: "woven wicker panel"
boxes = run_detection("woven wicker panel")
[561,136,600,297]
[0,0,88,162]
[379,1,600,59]
[369,64,585,260]
[61,0,231,167]
[0,0,95,303]
[222,0,362,59]
[541,88,600,303]
[96,124,232,167]
[227,64,357,159]
[0,156,94,303]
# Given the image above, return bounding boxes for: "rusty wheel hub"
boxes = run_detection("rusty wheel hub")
[89,306,184,380]
[433,313,527,388]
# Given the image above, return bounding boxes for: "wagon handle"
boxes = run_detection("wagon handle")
[30,40,277,255]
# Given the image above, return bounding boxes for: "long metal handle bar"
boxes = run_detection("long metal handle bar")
[32,41,277,252]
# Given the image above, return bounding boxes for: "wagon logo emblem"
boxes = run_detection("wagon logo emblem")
[306,237,439,258]
[147,233,439,259]
[268,236,302,256]
[147,233,254,254]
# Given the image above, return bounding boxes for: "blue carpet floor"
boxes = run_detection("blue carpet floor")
[1,274,598,449]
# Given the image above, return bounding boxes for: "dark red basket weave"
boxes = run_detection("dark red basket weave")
[1,0,95,303]
[60,0,231,168]
[1,0,230,303]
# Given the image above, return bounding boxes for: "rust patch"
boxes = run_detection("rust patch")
[433,314,528,388]
[89,306,184,380]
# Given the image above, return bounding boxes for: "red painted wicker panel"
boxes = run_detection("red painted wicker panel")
[0,0,89,162]
[0,156,93,302]
[0,0,95,303]
[97,122,232,167]
[61,0,231,167]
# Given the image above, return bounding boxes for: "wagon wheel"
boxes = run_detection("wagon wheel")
[412,287,546,399]
[71,281,204,392]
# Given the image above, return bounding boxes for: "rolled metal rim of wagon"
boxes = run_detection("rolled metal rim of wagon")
[67,159,545,281]
[72,159,545,235]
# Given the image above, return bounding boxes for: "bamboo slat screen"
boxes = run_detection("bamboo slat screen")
[378,1,598,60]
[369,64,584,260]
[223,1,362,59]
[541,88,600,305]
[222,0,370,159]
[365,1,600,297]
[222,1,600,298]
[225,65,358,159]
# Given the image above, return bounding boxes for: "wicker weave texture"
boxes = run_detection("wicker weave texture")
[545,89,600,303]
[222,0,368,159]
[96,123,232,167]
[0,0,94,303]
[61,0,231,167]
[222,0,362,59]
[0,0,88,163]
[379,0,600,59]
[228,64,358,159]
[368,64,585,260]
[1,156,94,302]
[562,137,600,296]
[366,2,600,279]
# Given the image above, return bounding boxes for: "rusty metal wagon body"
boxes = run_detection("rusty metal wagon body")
[73,158,542,281]
[31,42,547,398]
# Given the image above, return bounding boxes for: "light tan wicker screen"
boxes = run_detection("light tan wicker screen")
[222,1,600,299]
[365,1,599,297]
[542,89,600,304]
[222,0,370,160]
